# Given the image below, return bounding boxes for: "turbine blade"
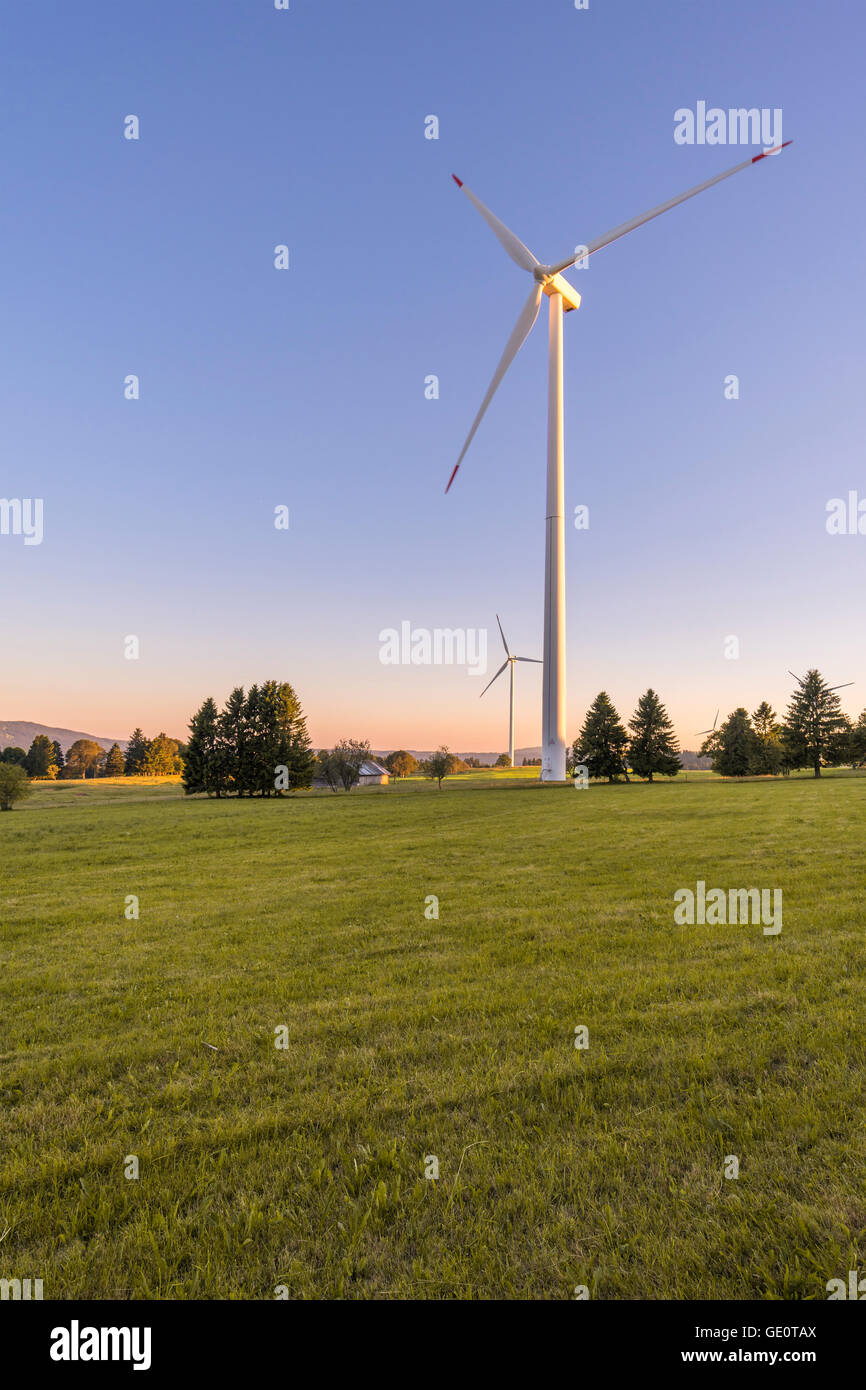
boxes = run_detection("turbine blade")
[788,670,805,686]
[713,709,719,730]
[549,142,793,276]
[453,175,539,271]
[479,660,509,698]
[828,682,854,690]
[515,657,542,663]
[496,614,510,656]
[446,283,543,493]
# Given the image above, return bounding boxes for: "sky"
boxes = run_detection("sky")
[1,0,864,752]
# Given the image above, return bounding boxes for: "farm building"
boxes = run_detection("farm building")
[358,759,389,786]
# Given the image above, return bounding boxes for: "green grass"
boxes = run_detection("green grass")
[2,772,865,1299]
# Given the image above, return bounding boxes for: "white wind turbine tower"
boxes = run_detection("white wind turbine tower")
[479,614,542,768]
[446,142,792,781]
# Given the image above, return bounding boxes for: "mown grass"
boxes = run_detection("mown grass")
[1,772,865,1299]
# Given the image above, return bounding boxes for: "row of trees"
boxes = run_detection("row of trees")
[571,672,866,782]
[5,731,185,781]
[698,674,865,778]
[183,682,315,796]
[572,689,681,783]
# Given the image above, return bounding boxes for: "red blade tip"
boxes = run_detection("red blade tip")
[451,174,463,187]
[752,139,793,163]
[445,463,460,493]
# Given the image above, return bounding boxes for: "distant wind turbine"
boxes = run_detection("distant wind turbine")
[480,614,541,768]
[789,671,854,693]
[697,710,720,736]
[446,143,792,780]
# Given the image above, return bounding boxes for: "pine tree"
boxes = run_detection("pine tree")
[711,708,760,777]
[627,689,681,782]
[25,734,58,779]
[572,692,629,783]
[124,728,150,776]
[51,740,64,772]
[104,743,125,776]
[267,680,315,792]
[218,687,248,795]
[183,697,222,796]
[782,669,848,778]
[849,710,866,768]
[144,733,182,776]
[751,702,783,776]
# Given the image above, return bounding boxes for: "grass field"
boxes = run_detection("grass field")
[2,771,865,1299]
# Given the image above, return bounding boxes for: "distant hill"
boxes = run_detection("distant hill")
[0,721,126,755]
[372,748,542,767]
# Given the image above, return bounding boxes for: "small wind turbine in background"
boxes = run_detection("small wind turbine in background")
[446,143,792,781]
[788,671,854,693]
[479,614,541,768]
[697,710,720,737]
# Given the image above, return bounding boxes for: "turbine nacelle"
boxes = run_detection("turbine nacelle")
[534,265,582,311]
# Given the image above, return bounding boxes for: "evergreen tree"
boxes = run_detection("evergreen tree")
[144,733,182,776]
[124,728,150,776]
[782,669,848,778]
[183,681,315,798]
[51,740,64,772]
[849,710,866,768]
[183,697,222,796]
[627,689,681,782]
[572,692,629,783]
[218,687,248,795]
[751,701,784,776]
[104,743,125,776]
[710,708,760,777]
[25,735,58,779]
[269,680,315,792]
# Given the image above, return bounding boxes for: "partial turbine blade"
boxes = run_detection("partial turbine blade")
[788,671,805,686]
[549,142,793,276]
[452,175,539,272]
[829,682,854,691]
[515,657,542,663]
[713,709,719,730]
[496,614,510,657]
[479,660,509,698]
[446,283,543,493]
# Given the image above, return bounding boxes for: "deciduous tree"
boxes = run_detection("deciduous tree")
[0,764,30,810]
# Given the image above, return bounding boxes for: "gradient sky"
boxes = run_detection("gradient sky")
[1,0,864,752]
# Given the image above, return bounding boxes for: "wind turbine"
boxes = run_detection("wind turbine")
[789,671,854,693]
[697,710,720,736]
[479,614,541,768]
[446,143,793,781]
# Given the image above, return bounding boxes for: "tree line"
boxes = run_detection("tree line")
[1,731,185,782]
[571,672,866,782]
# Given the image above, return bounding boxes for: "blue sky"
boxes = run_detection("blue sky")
[1,0,864,751]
